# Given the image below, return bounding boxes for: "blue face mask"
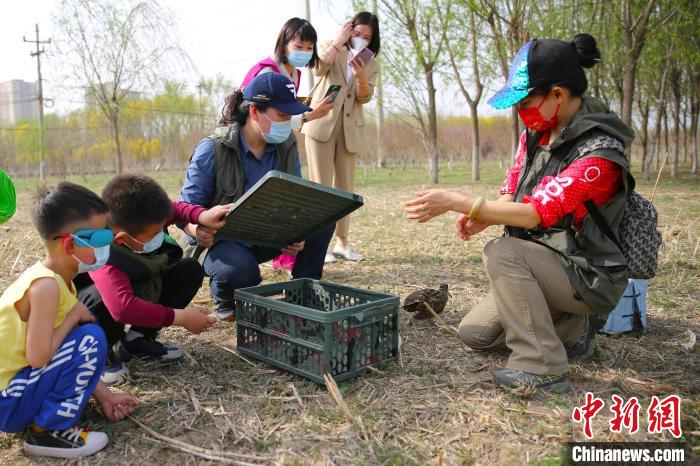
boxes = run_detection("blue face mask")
[127,230,164,254]
[258,111,292,144]
[73,242,110,274]
[287,49,313,68]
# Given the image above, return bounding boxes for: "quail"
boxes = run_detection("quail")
[403,284,450,320]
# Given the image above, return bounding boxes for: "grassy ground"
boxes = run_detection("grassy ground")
[0,161,698,465]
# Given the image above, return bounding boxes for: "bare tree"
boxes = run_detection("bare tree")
[645,54,671,181]
[381,0,451,184]
[618,0,677,127]
[473,0,532,158]
[444,3,483,180]
[54,0,188,173]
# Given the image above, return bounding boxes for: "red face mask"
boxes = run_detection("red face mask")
[517,95,560,132]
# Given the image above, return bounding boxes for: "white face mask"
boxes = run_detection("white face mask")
[73,244,110,274]
[350,37,369,52]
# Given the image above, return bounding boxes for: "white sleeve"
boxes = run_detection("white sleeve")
[257,66,274,75]
[291,114,303,130]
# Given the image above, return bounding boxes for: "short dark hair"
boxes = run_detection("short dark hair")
[102,174,173,235]
[274,17,319,69]
[32,182,108,240]
[349,11,381,56]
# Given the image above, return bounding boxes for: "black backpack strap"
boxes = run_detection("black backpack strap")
[583,199,623,251]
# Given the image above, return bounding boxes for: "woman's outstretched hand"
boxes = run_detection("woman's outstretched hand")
[403,189,461,223]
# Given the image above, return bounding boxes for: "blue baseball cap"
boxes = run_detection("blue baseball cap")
[243,73,311,115]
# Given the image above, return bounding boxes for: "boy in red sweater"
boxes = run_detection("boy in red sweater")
[76,174,228,384]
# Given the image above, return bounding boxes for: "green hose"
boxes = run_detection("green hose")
[0,169,16,224]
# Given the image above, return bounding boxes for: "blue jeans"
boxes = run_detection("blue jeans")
[203,225,334,310]
[0,324,107,432]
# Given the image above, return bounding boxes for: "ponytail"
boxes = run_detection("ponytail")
[219,89,270,126]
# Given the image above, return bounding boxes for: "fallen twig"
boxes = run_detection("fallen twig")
[128,415,270,464]
[288,382,304,410]
[424,302,458,336]
[216,343,257,366]
[323,373,373,448]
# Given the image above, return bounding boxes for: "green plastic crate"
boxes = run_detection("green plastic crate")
[234,279,399,384]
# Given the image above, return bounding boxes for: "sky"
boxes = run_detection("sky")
[1,0,496,117]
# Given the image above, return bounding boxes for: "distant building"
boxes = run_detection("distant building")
[84,83,140,108]
[0,80,38,125]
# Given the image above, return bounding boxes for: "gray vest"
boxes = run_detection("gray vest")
[182,123,299,261]
[507,129,634,313]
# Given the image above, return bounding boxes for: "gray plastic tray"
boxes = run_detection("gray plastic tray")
[215,170,363,248]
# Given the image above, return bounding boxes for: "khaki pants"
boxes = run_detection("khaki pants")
[305,118,357,238]
[458,237,597,375]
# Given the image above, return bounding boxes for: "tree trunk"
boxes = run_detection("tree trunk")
[646,62,670,180]
[621,55,637,127]
[671,66,681,178]
[648,105,664,181]
[672,98,680,178]
[691,102,699,175]
[683,105,688,164]
[638,99,650,175]
[619,0,658,127]
[510,108,520,162]
[426,69,438,184]
[469,101,480,181]
[110,112,123,174]
[661,109,669,171]
[375,66,386,168]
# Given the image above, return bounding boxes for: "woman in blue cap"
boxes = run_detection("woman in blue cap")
[404,34,635,393]
[178,73,334,321]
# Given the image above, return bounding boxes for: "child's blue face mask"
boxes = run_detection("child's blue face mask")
[54,229,113,274]
[69,230,113,273]
[126,230,164,254]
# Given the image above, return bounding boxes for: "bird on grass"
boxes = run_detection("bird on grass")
[402,284,451,320]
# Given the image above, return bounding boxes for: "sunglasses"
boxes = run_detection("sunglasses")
[53,229,114,248]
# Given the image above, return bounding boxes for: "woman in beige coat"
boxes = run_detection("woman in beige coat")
[301,11,380,263]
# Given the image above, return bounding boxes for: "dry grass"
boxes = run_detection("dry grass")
[0,163,698,465]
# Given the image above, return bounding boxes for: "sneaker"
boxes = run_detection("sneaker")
[566,314,604,363]
[100,360,129,386]
[324,252,337,264]
[493,368,570,394]
[24,426,108,459]
[333,244,365,262]
[119,330,183,363]
[214,304,236,322]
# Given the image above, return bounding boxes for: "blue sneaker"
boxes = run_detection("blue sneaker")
[100,360,129,386]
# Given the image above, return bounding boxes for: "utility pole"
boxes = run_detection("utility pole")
[371,0,385,168]
[304,0,314,92]
[23,24,50,182]
[196,80,205,134]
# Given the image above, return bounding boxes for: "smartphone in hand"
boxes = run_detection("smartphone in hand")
[324,84,342,102]
[354,47,375,64]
